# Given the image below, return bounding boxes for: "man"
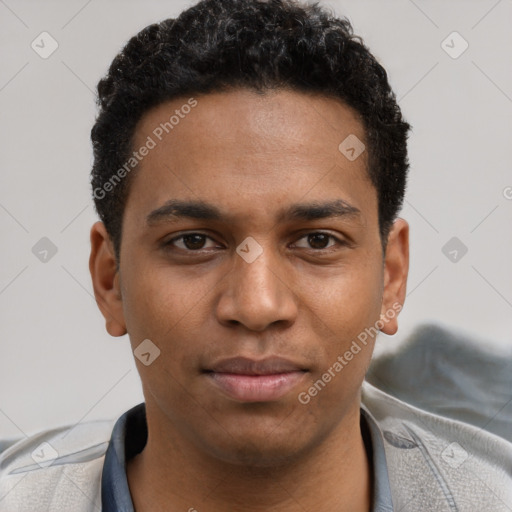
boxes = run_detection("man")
[1,0,511,511]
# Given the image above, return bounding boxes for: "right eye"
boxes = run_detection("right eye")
[162,232,222,252]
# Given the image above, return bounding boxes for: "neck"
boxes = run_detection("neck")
[127,401,372,512]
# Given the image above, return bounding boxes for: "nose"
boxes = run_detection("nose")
[215,242,298,332]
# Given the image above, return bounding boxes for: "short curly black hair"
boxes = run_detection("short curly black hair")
[91,0,410,260]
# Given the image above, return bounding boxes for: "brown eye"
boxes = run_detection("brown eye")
[181,234,207,250]
[164,233,219,251]
[307,233,330,249]
[294,232,341,250]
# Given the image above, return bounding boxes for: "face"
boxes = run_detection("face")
[90,88,408,466]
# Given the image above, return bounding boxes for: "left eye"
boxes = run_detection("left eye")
[293,232,341,250]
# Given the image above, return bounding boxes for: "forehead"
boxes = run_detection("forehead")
[135,87,365,158]
[125,88,375,229]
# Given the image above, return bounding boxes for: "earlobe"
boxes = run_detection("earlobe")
[89,221,127,337]
[379,218,409,336]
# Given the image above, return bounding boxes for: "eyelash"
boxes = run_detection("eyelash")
[163,231,347,253]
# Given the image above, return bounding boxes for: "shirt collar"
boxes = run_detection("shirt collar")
[101,402,393,512]
[361,404,395,511]
[101,403,146,512]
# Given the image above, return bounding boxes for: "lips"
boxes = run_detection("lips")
[208,356,306,375]
[204,356,308,403]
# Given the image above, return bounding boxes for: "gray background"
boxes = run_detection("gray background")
[1,0,511,438]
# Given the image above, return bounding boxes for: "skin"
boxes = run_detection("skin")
[89,88,409,512]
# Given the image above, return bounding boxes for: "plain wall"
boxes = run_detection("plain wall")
[1,0,511,438]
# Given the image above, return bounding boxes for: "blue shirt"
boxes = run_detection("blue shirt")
[101,403,394,511]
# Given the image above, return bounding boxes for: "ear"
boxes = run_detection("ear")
[89,221,127,337]
[379,218,409,335]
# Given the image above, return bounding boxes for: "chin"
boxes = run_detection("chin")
[196,416,324,469]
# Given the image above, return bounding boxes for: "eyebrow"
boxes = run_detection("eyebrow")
[146,198,362,226]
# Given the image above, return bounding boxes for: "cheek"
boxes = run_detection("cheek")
[120,265,206,398]
[120,260,223,381]
[302,258,383,344]
[298,272,380,412]
[121,260,205,334]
